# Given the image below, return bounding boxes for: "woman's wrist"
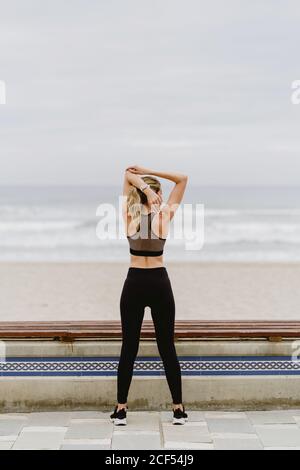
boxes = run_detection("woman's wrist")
[143,185,152,195]
[125,171,146,190]
[139,182,149,192]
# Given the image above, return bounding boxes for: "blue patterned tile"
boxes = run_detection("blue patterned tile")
[0,356,299,377]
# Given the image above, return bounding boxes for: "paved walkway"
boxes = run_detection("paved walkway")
[1,410,300,450]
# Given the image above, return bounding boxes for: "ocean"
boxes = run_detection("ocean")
[1,185,300,262]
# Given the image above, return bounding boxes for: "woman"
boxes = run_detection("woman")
[110,165,188,425]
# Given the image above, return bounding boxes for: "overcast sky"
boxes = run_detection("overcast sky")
[0,0,299,186]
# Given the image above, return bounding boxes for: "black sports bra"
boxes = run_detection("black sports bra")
[127,212,166,257]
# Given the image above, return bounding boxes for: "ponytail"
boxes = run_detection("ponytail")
[127,176,161,232]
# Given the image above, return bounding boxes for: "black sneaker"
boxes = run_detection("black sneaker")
[110,405,127,425]
[172,405,188,425]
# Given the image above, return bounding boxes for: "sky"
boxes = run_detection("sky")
[0,0,300,187]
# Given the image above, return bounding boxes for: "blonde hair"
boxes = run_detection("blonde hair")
[127,176,161,232]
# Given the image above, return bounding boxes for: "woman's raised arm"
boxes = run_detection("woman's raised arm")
[126,166,188,219]
[123,169,162,206]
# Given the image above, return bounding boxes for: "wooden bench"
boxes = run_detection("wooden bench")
[0,321,299,342]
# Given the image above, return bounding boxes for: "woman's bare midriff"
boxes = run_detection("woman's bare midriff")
[129,254,164,268]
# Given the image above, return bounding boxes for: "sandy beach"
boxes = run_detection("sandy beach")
[0,262,299,321]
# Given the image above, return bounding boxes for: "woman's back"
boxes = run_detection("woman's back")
[127,211,167,268]
[122,166,188,269]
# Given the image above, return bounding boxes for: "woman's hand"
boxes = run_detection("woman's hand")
[144,187,162,212]
[126,165,151,175]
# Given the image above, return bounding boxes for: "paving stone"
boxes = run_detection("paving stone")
[65,421,113,439]
[0,414,29,421]
[255,424,300,447]
[21,426,68,432]
[2,409,300,451]
[27,412,71,426]
[70,418,108,423]
[286,409,300,418]
[61,444,111,450]
[206,418,255,434]
[213,436,263,450]
[111,432,161,450]
[12,427,67,450]
[0,420,26,436]
[292,416,300,426]
[113,430,160,435]
[61,438,111,450]
[114,412,160,431]
[160,411,173,422]
[264,446,300,450]
[246,411,296,425]
[69,411,110,419]
[284,409,300,417]
[184,411,206,422]
[162,422,212,444]
[164,441,214,450]
[160,411,205,423]
[0,435,18,442]
[205,412,247,419]
[0,442,14,450]
[212,432,259,439]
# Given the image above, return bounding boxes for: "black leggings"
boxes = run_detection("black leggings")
[117,267,182,404]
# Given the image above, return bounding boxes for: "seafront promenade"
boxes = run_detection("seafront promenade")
[2,410,300,450]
